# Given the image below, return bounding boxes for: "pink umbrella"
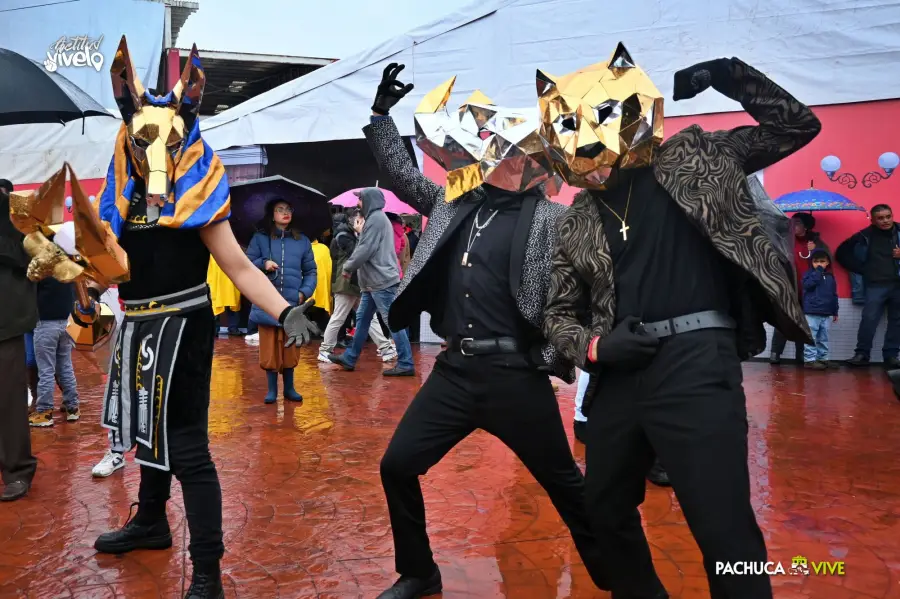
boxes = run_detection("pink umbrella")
[329,187,418,215]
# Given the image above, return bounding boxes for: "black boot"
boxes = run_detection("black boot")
[768,352,780,365]
[94,502,172,554]
[846,352,870,367]
[646,460,671,487]
[377,568,442,599]
[573,420,587,444]
[884,357,900,369]
[185,562,225,599]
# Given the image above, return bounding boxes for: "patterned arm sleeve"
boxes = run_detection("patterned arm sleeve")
[717,58,822,174]
[362,116,444,218]
[542,235,592,370]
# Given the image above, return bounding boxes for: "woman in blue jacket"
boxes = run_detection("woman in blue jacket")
[247,199,317,403]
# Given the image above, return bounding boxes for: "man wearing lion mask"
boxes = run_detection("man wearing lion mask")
[359,64,609,598]
[541,44,820,598]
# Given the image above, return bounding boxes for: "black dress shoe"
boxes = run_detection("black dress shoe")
[846,353,870,367]
[184,564,225,599]
[646,461,671,487]
[377,569,442,599]
[0,480,29,502]
[383,366,415,377]
[94,503,172,554]
[573,420,587,444]
[884,357,900,369]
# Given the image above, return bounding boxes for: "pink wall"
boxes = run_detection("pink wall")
[421,99,900,297]
[14,178,105,223]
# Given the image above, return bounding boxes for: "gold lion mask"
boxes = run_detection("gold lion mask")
[110,35,205,207]
[537,42,663,189]
[414,77,561,202]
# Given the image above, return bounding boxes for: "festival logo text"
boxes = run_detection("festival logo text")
[44,35,104,72]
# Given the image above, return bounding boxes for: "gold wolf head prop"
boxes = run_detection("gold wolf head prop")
[8,163,129,287]
[414,77,562,202]
[537,42,664,189]
[110,35,206,206]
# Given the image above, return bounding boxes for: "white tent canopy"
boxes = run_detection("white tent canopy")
[0,0,164,183]
[201,0,900,151]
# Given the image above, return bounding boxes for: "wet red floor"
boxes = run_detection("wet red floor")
[2,338,900,598]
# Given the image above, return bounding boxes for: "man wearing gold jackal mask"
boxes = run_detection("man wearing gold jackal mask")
[362,64,609,598]
[541,44,820,599]
[77,37,319,599]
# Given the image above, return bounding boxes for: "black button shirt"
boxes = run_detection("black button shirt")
[595,168,730,325]
[436,187,531,341]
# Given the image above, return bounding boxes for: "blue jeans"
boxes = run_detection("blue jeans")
[856,283,900,359]
[24,331,35,368]
[803,315,831,362]
[343,285,414,371]
[34,320,79,412]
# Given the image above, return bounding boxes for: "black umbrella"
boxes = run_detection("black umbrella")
[229,175,332,247]
[0,47,113,126]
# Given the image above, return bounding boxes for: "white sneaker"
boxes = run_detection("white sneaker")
[381,350,398,362]
[317,351,331,363]
[244,332,260,346]
[92,450,125,478]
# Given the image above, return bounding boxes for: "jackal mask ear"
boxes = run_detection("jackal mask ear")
[109,36,145,125]
[172,45,206,134]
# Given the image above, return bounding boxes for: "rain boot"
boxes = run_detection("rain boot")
[264,370,278,404]
[282,368,302,403]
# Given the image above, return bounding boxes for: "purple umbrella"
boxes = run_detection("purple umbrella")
[229,175,331,247]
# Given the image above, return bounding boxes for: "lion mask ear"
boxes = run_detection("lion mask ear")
[536,69,556,97]
[172,44,206,132]
[109,35,145,124]
[608,42,636,73]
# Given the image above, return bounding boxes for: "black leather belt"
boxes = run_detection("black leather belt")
[448,337,521,356]
[639,310,735,340]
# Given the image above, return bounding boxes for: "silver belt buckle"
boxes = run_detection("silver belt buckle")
[459,337,474,356]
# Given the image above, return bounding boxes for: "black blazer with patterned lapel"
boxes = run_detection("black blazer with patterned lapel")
[362,116,575,382]
[543,58,822,369]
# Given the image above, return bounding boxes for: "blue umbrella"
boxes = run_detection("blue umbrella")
[774,185,866,213]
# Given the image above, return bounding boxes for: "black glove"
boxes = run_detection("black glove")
[588,315,659,371]
[673,58,732,101]
[372,63,414,116]
[280,298,321,347]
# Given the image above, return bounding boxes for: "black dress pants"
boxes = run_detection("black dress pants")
[380,351,608,589]
[135,311,223,566]
[584,329,770,599]
[0,335,37,486]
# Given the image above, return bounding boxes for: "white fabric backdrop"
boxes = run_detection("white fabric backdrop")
[201,0,900,149]
[0,0,164,182]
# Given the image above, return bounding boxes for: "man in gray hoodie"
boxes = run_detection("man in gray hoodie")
[328,188,414,375]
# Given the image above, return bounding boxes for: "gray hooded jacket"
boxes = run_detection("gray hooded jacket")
[342,188,401,291]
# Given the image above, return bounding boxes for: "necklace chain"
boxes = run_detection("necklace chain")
[597,179,634,240]
[462,204,499,265]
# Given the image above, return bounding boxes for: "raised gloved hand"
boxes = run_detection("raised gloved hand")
[673,58,732,101]
[587,315,659,371]
[372,63,415,116]
[281,298,321,347]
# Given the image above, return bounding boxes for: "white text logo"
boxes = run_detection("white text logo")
[44,35,104,72]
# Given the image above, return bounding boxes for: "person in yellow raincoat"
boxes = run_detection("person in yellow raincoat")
[308,231,333,331]
[207,256,242,335]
